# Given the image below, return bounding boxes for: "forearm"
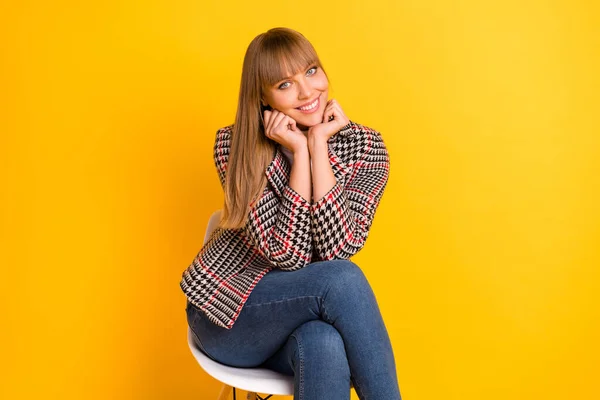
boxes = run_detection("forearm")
[245,145,313,269]
[308,129,390,260]
[289,147,312,202]
[308,140,336,202]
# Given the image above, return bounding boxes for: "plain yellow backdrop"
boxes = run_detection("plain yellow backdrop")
[1,0,599,399]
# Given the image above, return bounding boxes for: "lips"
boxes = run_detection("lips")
[295,96,320,113]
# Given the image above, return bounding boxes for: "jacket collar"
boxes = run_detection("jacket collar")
[264,121,357,197]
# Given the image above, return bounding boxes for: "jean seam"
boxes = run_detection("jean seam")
[319,292,366,399]
[190,325,221,363]
[290,333,304,400]
[186,300,203,313]
[319,286,362,397]
[187,304,219,363]
[243,295,322,309]
[186,302,200,328]
[320,296,331,323]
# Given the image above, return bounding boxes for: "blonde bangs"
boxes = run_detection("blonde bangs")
[258,36,319,89]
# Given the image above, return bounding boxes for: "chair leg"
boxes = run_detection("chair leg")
[246,392,257,400]
[217,384,232,400]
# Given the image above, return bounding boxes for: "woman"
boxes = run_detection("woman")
[181,27,402,400]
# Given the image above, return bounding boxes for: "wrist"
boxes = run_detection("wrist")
[308,136,328,153]
[292,145,310,157]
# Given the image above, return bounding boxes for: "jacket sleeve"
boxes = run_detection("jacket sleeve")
[310,127,390,260]
[213,126,312,271]
[244,185,313,271]
[213,126,230,190]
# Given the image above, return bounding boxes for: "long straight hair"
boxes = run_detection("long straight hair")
[219,27,329,230]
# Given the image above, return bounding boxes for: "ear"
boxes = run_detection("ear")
[260,93,269,106]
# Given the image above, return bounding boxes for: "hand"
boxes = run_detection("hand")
[307,99,349,144]
[263,109,307,154]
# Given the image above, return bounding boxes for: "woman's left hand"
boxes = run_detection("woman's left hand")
[308,99,349,144]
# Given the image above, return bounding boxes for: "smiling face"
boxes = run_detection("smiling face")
[261,63,329,131]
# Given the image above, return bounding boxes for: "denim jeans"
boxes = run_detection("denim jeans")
[186,259,402,400]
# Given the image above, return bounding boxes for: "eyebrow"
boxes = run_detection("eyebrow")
[275,64,316,84]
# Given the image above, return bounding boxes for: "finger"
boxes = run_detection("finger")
[263,110,272,131]
[331,103,348,123]
[267,110,281,134]
[330,107,346,126]
[328,101,342,114]
[327,99,342,113]
[327,102,347,124]
[330,106,345,125]
[321,100,334,114]
[271,111,288,134]
[323,104,335,123]
[331,102,343,113]
[284,115,299,132]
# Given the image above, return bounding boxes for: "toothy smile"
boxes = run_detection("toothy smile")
[296,96,320,113]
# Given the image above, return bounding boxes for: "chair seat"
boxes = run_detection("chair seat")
[187,328,294,395]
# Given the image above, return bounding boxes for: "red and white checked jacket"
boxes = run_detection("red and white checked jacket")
[180,120,390,329]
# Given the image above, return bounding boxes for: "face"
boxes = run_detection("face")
[261,63,329,131]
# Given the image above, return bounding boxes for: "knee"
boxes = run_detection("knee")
[325,260,371,295]
[290,320,349,370]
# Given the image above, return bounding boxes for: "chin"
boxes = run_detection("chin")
[296,113,322,127]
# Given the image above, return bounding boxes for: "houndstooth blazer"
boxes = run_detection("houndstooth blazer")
[180,120,390,329]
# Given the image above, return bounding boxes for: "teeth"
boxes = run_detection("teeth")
[298,98,318,111]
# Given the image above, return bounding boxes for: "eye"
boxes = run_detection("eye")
[277,66,319,90]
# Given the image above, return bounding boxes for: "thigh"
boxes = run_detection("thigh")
[186,259,356,367]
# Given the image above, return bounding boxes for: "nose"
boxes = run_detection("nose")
[297,77,313,100]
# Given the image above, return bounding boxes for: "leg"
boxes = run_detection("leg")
[186,260,402,399]
[317,262,402,399]
[216,384,231,400]
[261,319,351,400]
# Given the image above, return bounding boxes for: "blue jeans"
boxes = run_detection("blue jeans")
[186,259,402,400]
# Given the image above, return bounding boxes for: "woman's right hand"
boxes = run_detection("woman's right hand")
[263,109,307,154]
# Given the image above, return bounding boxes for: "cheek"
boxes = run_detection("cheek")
[271,93,296,110]
[315,72,329,90]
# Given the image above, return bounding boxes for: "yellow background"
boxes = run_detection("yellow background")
[2,0,599,399]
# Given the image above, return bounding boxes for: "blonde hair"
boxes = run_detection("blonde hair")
[219,27,329,229]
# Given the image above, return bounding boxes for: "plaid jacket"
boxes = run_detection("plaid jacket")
[180,120,390,329]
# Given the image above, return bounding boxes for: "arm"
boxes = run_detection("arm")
[288,146,312,203]
[214,127,313,271]
[310,141,337,203]
[243,147,313,271]
[309,127,390,260]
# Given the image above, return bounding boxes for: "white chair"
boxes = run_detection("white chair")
[187,210,294,400]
